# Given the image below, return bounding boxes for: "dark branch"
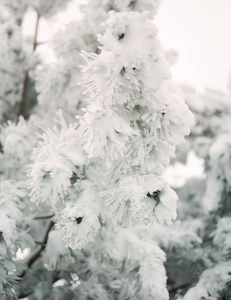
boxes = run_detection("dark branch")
[0,143,3,154]
[28,220,54,268]
[17,69,29,120]
[33,214,54,220]
[18,291,33,299]
[33,10,40,52]
[34,41,47,47]
[34,241,45,245]
[18,220,54,280]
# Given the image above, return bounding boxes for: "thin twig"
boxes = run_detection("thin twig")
[35,41,47,47]
[18,292,33,299]
[28,220,54,268]
[17,69,29,120]
[33,10,40,52]
[18,220,54,279]
[33,214,54,220]
[34,241,45,245]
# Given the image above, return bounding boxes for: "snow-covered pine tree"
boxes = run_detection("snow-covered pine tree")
[0,1,72,298]
[35,0,161,124]
[0,2,28,124]
[0,1,194,299]
[0,0,73,124]
[164,85,231,299]
[30,7,194,300]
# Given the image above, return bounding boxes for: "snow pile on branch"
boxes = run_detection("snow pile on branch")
[79,11,194,226]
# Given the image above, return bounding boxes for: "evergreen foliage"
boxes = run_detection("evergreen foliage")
[165,86,231,299]
[1,1,228,300]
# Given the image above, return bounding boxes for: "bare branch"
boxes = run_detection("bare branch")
[34,241,47,245]
[33,214,54,220]
[33,10,40,51]
[28,220,54,268]
[0,143,3,154]
[35,41,48,47]
[18,220,54,280]
[18,291,33,299]
[17,69,29,120]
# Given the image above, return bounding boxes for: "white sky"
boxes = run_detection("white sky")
[156,0,231,93]
[23,0,231,93]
